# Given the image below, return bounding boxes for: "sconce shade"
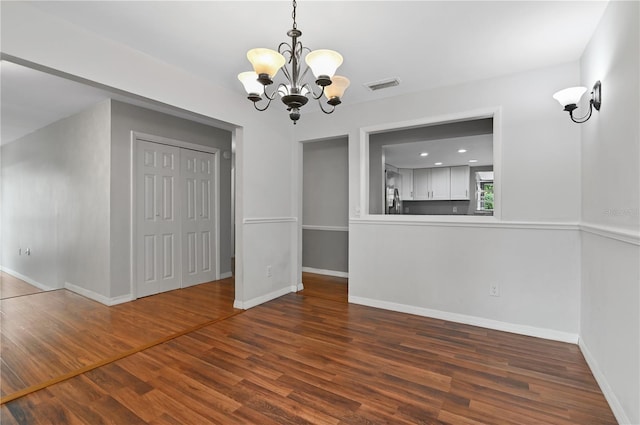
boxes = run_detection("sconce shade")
[238,72,263,95]
[553,86,587,107]
[324,75,350,100]
[247,48,286,78]
[305,49,343,79]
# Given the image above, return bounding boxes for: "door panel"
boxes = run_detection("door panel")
[136,139,217,296]
[181,149,216,287]
[136,140,181,297]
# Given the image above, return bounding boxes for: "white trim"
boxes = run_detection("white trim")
[210,148,221,281]
[360,108,499,135]
[219,271,233,279]
[350,217,579,231]
[133,131,221,155]
[579,339,631,425]
[64,281,134,306]
[0,267,56,291]
[348,295,578,344]
[359,128,369,218]
[302,225,349,232]
[302,267,349,278]
[297,283,305,291]
[580,222,640,246]
[243,217,297,225]
[359,107,503,220]
[233,285,297,310]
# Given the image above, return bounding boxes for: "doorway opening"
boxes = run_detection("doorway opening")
[300,136,349,301]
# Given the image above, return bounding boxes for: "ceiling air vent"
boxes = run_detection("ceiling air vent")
[364,78,400,91]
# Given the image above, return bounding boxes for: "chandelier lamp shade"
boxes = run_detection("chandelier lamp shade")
[552,81,601,124]
[237,0,350,124]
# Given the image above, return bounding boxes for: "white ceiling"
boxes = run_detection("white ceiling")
[384,134,493,169]
[0,61,116,143]
[2,1,608,142]
[0,61,229,144]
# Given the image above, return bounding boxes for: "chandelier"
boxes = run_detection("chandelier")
[237,0,350,124]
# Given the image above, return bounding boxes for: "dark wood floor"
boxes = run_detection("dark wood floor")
[1,277,238,399]
[299,272,348,302]
[1,273,617,424]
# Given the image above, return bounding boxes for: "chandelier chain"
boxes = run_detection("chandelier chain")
[292,0,297,29]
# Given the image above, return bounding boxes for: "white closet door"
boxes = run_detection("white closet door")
[181,149,217,287]
[136,141,181,297]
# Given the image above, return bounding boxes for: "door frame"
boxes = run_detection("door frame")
[130,131,221,299]
[294,135,351,292]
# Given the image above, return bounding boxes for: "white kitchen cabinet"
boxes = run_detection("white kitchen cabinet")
[399,168,413,200]
[412,168,450,200]
[430,167,451,200]
[450,166,470,200]
[413,168,430,200]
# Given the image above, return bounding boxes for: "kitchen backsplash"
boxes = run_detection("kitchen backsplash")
[403,200,473,215]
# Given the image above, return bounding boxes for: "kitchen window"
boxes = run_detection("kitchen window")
[369,117,495,216]
[477,181,494,211]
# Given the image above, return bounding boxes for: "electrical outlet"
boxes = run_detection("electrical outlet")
[25,248,31,256]
[452,206,458,213]
[489,283,500,297]
[266,265,272,278]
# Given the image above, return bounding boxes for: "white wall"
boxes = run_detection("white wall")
[1,2,296,308]
[1,100,111,295]
[579,1,640,423]
[295,62,584,340]
[297,62,583,223]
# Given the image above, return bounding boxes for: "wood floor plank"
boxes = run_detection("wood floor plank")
[0,273,618,424]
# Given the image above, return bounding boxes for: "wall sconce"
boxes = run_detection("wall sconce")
[553,81,601,124]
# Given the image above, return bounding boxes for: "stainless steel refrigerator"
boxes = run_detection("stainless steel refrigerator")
[385,170,402,214]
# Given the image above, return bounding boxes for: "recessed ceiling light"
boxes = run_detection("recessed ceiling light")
[435,162,443,166]
[469,159,478,163]
[420,152,428,157]
[458,149,467,153]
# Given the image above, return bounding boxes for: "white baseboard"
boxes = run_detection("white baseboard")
[348,295,579,344]
[302,267,349,279]
[219,271,233,279]
[579,338,631,425]
[0,266,56,291]
[234,285,297,310]
[64,282,133,306]
[297,283,304,291]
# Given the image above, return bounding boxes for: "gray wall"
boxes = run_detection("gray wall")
[302,230,348,273]
[1,99,233,300]
[302,137,348,273]
[369,119,493,214]
[110,100,233,296]
[1,100,111,294]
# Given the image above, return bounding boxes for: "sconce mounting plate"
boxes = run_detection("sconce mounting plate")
[592,80,601,111]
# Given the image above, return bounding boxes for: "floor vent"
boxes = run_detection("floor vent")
[364,78,400,91]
